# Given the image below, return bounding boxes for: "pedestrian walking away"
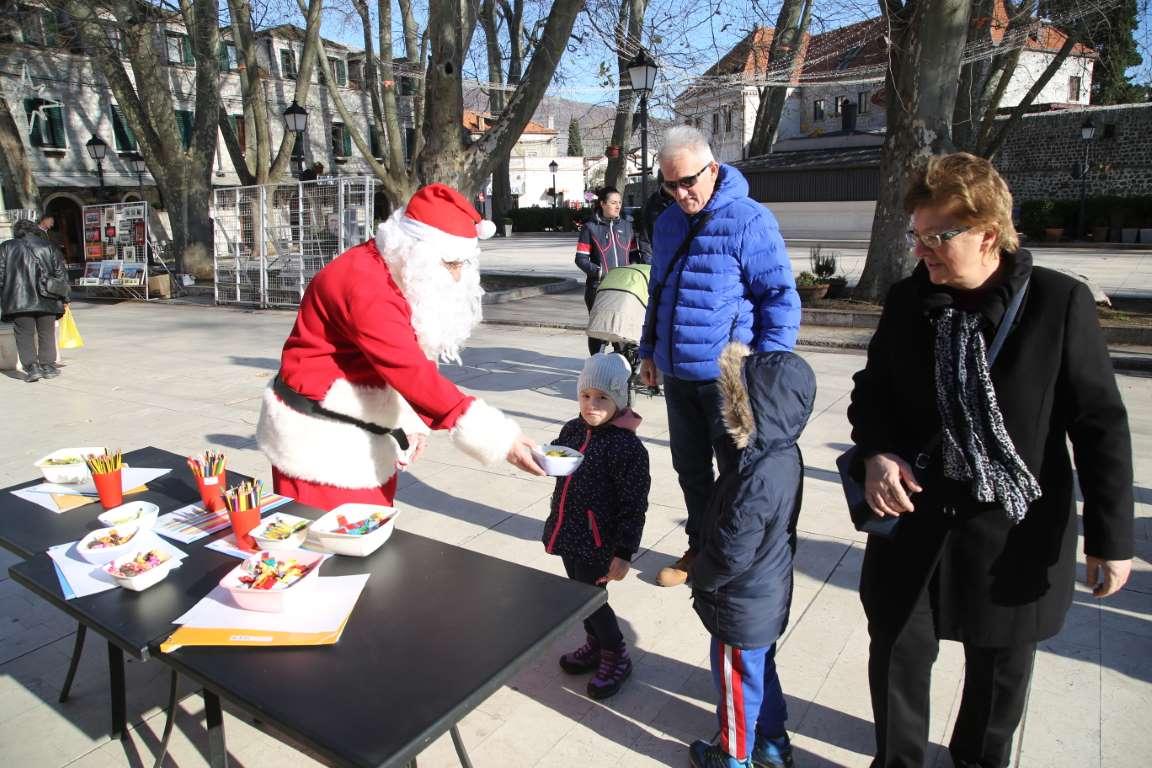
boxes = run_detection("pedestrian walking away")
[0,219,70,382]
[638,125,800,588]
[575,186,643,355]
[541,352,650,700]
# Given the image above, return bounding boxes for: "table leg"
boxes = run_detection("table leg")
[58,623,87,703]
[107,643,127,740]
[450,725,474,768]
[204,690,229,768]
[152,670,179,768]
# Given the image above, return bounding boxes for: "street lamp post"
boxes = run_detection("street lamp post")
[548,159,559,208]
[282,100,309,178]
[1076,117,1095,241]
[627,48,659,204]
[85,134,108,189]
[127,152,147,200]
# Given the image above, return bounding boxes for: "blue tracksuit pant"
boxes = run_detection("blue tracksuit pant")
[710,638,788,760]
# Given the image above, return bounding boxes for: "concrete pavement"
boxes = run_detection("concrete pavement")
[0,299,1149,768]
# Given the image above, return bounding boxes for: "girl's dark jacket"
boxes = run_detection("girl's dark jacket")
[691,345,817,649]
[847,250,1133,646]
[0,226,70,320]
[541,409,650,567]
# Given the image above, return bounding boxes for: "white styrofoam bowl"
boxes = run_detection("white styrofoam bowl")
[76,525,143,565]
[33,447,106,484]
[250,513,311,551]
[221,550,324,612]
[531,444,584,477]
[97,501,160,529]
[306,504,398,557]
[103,549,179,591]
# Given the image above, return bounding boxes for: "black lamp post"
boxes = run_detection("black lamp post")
[1076,116,1095,241]
[282,100,309,177]
[548,159,559,208]
[627,48,659,203]
[85,134,107,188]
[126,152,147,200]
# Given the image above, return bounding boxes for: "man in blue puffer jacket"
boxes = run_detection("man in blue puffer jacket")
[639,126,800,587]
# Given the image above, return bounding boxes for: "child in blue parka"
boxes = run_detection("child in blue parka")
[688,343,816,768]
[541,352,650,700]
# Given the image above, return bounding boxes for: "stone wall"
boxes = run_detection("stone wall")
[995,103,1152,202]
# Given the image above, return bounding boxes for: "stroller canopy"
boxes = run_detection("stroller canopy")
[587,263,650,344]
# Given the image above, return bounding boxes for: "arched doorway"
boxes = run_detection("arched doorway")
[44,196,84,276]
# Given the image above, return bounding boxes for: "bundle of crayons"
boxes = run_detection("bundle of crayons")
[224,480,264,516]
[187,450,226,480]
[85,450,123,476]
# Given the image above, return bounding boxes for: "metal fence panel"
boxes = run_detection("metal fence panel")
[213,176,376,308]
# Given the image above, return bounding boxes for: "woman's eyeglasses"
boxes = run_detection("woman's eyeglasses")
[661,163,713,192]
[906,226,970,249]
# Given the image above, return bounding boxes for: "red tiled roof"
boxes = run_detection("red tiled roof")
[463,109,555,135]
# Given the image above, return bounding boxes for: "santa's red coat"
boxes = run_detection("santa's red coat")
[257,239,518,511]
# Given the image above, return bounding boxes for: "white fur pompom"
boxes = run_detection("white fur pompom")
[476,219,497,240]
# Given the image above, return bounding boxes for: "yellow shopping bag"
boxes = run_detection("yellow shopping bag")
[59,306,84,349]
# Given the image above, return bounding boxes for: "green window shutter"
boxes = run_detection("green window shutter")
[111,105,137,151]
[369,127,380,158]
[181,34,194,65]
[336,60,347,86]
[176,110,193,149]
[343,126,352,157]
[41,11,58,47]
[217,41,230,71]
[45,105,65,148]
[24,99,43,146]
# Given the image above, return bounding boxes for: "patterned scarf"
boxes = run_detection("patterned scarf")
[932,308,1041,522]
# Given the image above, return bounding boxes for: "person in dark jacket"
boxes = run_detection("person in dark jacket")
[634,173,674,263]
[0,219,70,382]
[575,186,642,355]
[541,352,650,700]
[848,153,1133,768]
[688,343,815,768]
[639,125,801,588]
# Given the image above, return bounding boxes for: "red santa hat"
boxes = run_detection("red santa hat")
[397,183,497,249]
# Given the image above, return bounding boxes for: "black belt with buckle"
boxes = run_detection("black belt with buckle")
[271,375,410,451]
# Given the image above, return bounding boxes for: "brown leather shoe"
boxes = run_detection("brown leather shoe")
[656,549,696,587]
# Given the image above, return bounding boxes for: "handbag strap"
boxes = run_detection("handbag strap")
[914,277,1030,468]
[641,212,712,349]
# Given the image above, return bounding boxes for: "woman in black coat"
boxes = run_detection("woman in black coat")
[847,153,1133,768]
[0,219,70,382]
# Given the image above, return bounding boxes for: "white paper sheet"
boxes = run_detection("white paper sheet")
[173,574,369,632]
[153,495,293,544]
[48,533,189,599]
[10,487,71,513]
[28,467,173,497]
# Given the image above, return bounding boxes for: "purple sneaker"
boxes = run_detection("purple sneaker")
[559,635,600,674]
[587,644,632,700]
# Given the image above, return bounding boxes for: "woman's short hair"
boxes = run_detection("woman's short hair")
[597,186,620,204]
[903,152,1019,253]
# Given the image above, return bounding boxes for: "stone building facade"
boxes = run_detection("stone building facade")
[995,103,1152,202]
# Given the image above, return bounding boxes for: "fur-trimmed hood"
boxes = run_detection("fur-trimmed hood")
[718,342,816,451]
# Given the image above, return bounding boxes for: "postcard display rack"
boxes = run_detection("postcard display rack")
[78,202,154,299]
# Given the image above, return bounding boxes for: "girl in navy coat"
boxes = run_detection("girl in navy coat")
[689,343,816,768]
[541,352,650,699]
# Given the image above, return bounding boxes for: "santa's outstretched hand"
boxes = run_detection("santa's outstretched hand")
[508,434,546,476]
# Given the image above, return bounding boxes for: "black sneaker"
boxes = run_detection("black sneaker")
[24,365,42,383]
[40,364,59,379]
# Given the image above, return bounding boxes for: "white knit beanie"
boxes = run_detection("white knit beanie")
[578,353,631,410]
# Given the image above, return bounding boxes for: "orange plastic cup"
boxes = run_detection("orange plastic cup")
[92,470,124,510]
[196,473,227,513]
[227,504,262,550]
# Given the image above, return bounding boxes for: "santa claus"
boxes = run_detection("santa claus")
[257,183,543,511]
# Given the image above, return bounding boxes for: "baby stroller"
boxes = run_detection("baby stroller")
[586,264,661,397]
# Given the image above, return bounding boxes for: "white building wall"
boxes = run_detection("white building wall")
[1001,51,1093,106]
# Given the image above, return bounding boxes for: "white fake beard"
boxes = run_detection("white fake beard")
[381,231,484,364]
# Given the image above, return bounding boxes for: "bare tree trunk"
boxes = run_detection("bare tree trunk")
[604,0,647,192]
[855,0,973,301]
[0,95,40,209]
[479,0,511,227]
[747,0,812,157]
[417,0,469,186]
[981,33,1078,159]
[228,0,271,181]
[376,0,410,179]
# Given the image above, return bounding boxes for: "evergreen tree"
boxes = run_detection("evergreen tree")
[567,117,584,156]
[1084,0,1144,104]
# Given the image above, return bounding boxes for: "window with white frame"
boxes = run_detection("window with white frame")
[166,32,193,65]
[326,57,347,87]
[280,49,298,80]
[858,91,871,114]
[25,99,67,149]
[724,106,732,133]
[1068,76,1082,102]
[332,122,350,158]
[813,99,826,121]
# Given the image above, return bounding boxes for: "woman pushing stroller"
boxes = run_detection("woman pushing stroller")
[575,186,646,355]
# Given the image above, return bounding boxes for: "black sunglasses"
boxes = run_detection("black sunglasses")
[661,163,714,191]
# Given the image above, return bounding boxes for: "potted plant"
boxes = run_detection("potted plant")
[809,245,847,298]
[795,271,829,303]
[502,217,513,237]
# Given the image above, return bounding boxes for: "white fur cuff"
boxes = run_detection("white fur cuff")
[451,399,520,466]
